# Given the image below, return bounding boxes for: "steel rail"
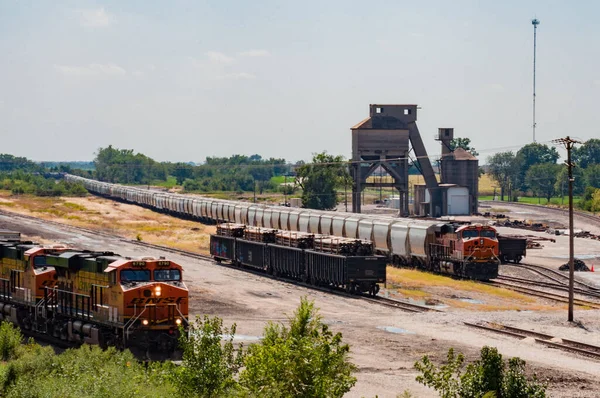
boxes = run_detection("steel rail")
[482,200,600,225]
[503,262,600,292]
[486,281,600,309]
[464,322,600,360]
[496,275,600,300]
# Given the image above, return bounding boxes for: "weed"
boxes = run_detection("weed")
[62,202,87,211]
[136,233,143,242]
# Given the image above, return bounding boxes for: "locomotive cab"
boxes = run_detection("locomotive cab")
[455,224,499,263]
[106,258,188,331]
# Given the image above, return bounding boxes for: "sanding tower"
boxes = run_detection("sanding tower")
[351,104,440,216]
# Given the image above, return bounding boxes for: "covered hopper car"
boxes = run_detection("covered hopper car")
[64,174,500,280]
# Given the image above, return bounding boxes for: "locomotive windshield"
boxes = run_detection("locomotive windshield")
[154,269,181,281]
[462,230,479,239]
[481,230,496,238]
[121,269,150,282]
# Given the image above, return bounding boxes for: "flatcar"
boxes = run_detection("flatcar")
[0,233,188,356]
[64,174,500,280]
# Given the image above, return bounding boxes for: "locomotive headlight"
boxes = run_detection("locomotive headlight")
[175,318,182,325]
[142,319,149,326]
[155,285,162,296]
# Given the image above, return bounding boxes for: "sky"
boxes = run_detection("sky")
[1,0,599,164]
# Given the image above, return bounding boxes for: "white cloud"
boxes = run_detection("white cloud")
[238,49,270,57]
[77,8,113,28]
[54,63,127,77]
[217,72,256,80]
[206,51,235,64]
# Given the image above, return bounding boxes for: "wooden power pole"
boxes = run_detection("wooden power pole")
[552,136,581,322]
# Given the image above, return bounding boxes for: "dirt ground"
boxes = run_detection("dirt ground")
[1,195,600,396]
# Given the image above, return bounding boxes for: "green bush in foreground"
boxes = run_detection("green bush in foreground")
[239,298,357,397]
[415,346,547,398]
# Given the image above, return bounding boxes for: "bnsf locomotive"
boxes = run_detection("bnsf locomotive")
[427,223,500,280]
[0,232,188,356]
[64,174,500,280]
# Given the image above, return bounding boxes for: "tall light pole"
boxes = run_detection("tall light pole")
[532,18,540,142]
[552,136,581,322]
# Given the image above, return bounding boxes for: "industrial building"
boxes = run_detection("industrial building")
[350,105,478,216]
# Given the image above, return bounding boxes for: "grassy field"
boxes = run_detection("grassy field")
[0,191,213,253]
[386,268,562,311]
[478,195,582,206]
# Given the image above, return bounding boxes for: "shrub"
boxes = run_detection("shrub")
[173,316,244,398]
[240,297,357,398]
[0,321,22,361]
[414,346,546,398]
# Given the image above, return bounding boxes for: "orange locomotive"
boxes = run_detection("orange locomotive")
[0,233,188,356]
[429,224,500,280]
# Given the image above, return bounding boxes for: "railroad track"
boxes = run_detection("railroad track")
[465,321,600,360]
[483,200,600,226]
[0,209,437,314]
[487,280,600,309]
[503,262,600,292]
[134,240,438,313]
[496,275,600,300]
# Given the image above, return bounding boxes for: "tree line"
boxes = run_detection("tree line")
[84,146,289,193]
[0,153,87,197]
[486,139,600,210]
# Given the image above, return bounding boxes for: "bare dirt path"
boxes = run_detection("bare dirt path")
[1,210,600,397]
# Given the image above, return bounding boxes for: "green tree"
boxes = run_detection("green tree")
[449,138,478,156]
[171,162,195,185]
[94,145,164,184]
[240,297,357,397]
[486,152,518,201]
[415,346,546,398]
[515,143,559,191]
[173,316,244,398]
[525,163,561,203]
[296,152,349,210]
[572,138,600,169]
[584,164,600,188]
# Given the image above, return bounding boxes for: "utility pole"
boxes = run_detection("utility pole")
[532,18,540,142]
[552,136,581,322]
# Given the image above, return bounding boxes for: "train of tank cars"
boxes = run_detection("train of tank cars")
[65,175,502,282]
[0,230,188,356]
